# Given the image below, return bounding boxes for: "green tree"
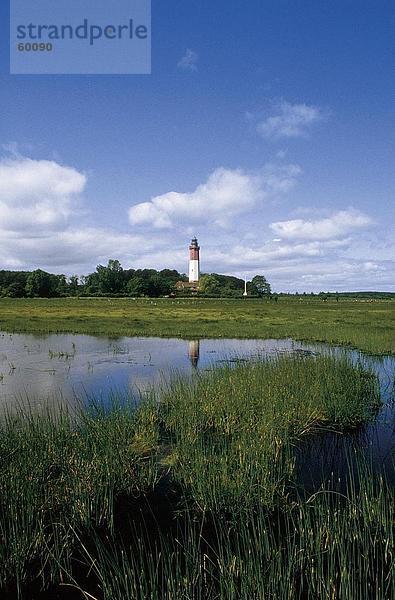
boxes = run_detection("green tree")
[25,270,59,298]
[127,276,147,297]
[55,274,68,296]
[251,275,271,298]
[96,259,124,294]
[68,275,80,296]
[199,274,222,296]
[3,281,25,298]
[0,271,29,297]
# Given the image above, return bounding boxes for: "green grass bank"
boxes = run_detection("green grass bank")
[0,297,394,354]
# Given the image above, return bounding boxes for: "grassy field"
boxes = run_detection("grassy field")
[0,296,394,354]
[1,354,392,599]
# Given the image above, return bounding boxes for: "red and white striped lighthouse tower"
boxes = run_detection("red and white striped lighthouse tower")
[189,237,200,283]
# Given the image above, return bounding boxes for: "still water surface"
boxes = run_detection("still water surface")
[0,331,393,484]
[0,333,322,407]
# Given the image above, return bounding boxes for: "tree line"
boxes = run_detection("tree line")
[0,260,272,298]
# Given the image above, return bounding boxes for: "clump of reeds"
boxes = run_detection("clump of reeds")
[159,354,380,514]
[76,457,394,600]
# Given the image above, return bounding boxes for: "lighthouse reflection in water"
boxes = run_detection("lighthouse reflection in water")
[188,340,200,368]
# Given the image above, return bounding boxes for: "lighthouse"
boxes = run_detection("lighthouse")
[188,339,200,368]
[189,237,200,283]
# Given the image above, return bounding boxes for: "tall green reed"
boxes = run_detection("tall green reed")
[159,354,380,514]
[76,456,394,600]
[0,397,159,596]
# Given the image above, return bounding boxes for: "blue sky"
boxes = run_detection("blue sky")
[0,0,394,291]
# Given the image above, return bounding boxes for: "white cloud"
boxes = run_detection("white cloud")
[190,239,394,292]
[0,154,391,292]
[257,101,325,140]
[177,49,199,71]
[276,149,288,159]
[0,156,141,273]
[129,164,301,229]
[270,209,373,241]
[204,238,351,270]
[0,228,151,272]
[0,157,86,232]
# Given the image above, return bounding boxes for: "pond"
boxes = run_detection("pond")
[0,331,394,485]
[0,333,328,408]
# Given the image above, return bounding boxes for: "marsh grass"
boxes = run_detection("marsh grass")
[0,354,391,599]
[160,354,380,514]
[73,458,394,600]
[0,399,159,596]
